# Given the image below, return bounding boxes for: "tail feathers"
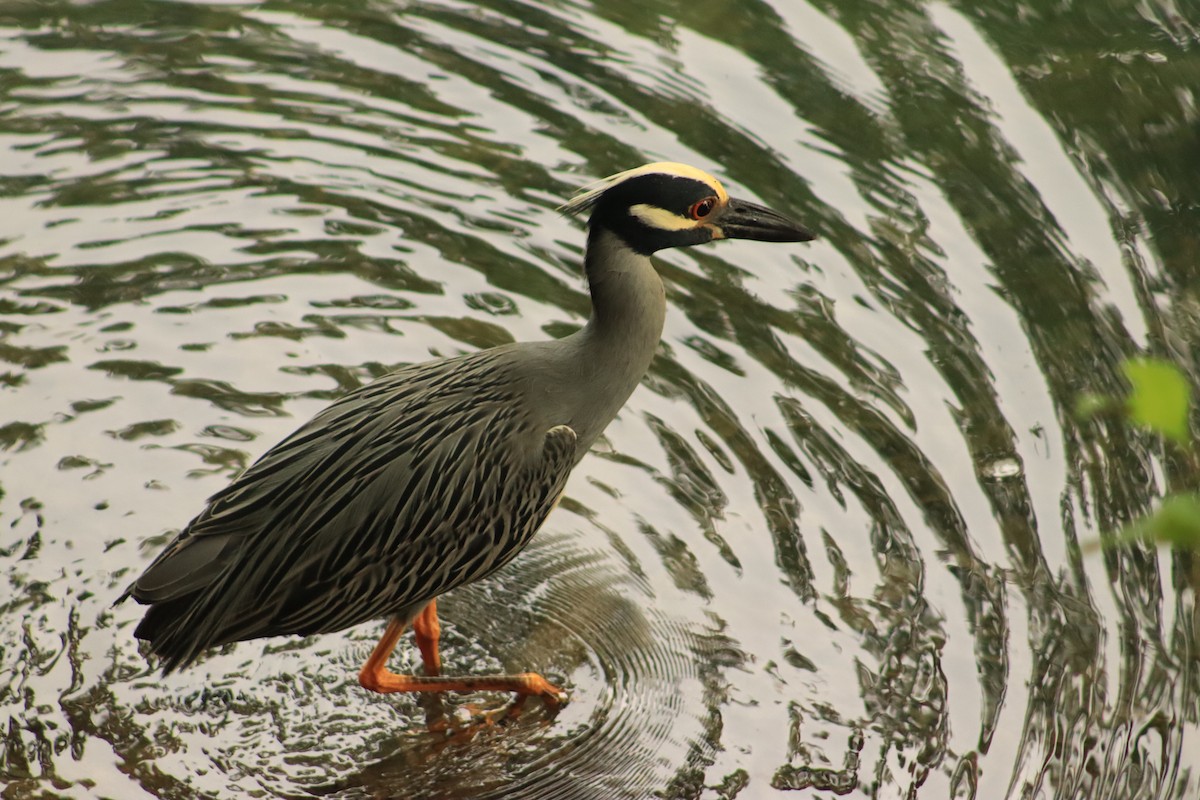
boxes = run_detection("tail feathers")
[133,592,298,674]
[133,595,212,674]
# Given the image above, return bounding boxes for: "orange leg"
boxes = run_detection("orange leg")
[412,599,441,676]
[358,613,566,705]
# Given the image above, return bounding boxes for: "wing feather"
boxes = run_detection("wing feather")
[126,348,578,671]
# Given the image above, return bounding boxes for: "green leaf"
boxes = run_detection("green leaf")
[1113,493,1200,550]
[1122,358,1192,447]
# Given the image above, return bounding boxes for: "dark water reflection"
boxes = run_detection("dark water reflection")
[2,0,1197,797]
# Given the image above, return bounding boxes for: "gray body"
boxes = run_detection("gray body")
[127,229,665,670]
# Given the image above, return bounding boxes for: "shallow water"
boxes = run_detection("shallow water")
[2,0,1198,797]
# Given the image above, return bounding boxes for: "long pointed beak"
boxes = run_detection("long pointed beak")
[711,197,814,243]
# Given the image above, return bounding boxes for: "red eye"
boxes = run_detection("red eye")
[689,197,718,220]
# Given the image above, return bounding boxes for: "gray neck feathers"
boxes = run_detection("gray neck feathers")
[556,226,666,453]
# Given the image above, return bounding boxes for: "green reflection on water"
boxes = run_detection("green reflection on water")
[1,0,1197,797]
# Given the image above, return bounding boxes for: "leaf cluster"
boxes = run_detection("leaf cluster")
[1077,357,1200,551]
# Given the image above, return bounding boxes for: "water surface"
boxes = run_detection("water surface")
[1,0,1197,797]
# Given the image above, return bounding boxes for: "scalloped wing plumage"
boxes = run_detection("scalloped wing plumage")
[126,348,578,672]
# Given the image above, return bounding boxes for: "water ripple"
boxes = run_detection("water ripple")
[2,0,1198,797]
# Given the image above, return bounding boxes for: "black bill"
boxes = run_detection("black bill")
[714,197,814,242]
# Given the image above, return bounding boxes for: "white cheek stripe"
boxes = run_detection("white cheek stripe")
[629,203,699,231]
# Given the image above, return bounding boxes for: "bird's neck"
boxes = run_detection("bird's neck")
[559,226,666,449]
[582,226,666,346]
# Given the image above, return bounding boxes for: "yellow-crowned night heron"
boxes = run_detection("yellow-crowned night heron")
[120,162,813,703]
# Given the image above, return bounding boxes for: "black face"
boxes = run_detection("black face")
[587,173,813,255]
[588,173,719,255]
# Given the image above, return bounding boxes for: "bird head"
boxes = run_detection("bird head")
[559,162,814,255]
